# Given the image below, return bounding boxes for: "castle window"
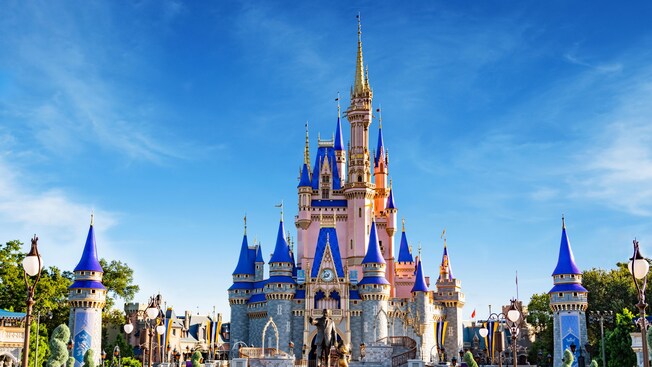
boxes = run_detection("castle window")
[358,176,362,182]
[91,290,96,294]
[379,241,383,252]
[351,240,353,250]
[277,305,282,315]
[559,293,563,298]
[322,189,329,199]
[359,208,362,217]
[573,292,578,297]
[77,289,81,294]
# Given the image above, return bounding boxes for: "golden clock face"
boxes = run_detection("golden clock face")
[321,268,334,282]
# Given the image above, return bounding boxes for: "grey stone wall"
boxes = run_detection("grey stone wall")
[231,304,250,347]
[265,300,292,353]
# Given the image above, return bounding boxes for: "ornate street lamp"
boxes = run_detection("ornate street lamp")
[101,350,107,367]
[113,345,121,367]
[505,299,523,367]
[21,235,43,367]
[479,312,505,367]
[124,294,165,367]
[629,239,650,367]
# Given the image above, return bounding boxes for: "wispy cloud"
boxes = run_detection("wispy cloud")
[0,151,119,269]
[564,52,623,73]
[0,2,188,164]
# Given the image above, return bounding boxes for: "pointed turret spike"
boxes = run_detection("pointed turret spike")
[244,214,247,235]
[353,13,369,96]
[377,106,382,128]
[336,92,341,118]
[402,218,405,232]
[562,214,566,229]
[304,121,310,166]
[90,211,94,226]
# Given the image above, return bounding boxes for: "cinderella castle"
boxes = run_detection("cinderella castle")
[228,19,464,363]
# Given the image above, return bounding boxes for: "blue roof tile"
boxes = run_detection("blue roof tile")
[311,147,342,190]
[334,117,344,151]
[362,221,385,264]
[74,224,103,273]
[358,276,390,285]
[69,280,107,290]
[549,283,588,294]
[552,224,581,276]
[267,275,297,284]
[310,228,345,278]
[411,259,428,292]
[295,289,306,299]
[298,163,311,187]
[228,282,253,291]
[247,294,266,304]
[233,234,255,275]
[0,309,26,319]
[349,290,361,300]
[386,188,396,209]
[311,199,348,207]
[270,220,294,264]
[397,230,413,263]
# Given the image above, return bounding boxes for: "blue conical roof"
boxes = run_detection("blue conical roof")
[74,224,103,272]
[397,229,413,263]
[298,163,311,187]
[362,221,386,264]
[255,243,264,263]
[552,222,581,276]
[233,234,255,275]
[270,220,293,264]
[411,258,428,292]
[386,188,396,209]
[438,244,453,280]
[374,126,385,167]
[334,117,344,151]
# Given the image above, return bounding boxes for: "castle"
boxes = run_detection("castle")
[228,20,465,363]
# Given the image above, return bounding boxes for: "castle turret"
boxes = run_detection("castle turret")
[255,242,265,282]
[359,220,390,344]
[229,220,254,348]
[68,216,107,367]
[435,238,464,357]
[394,219,416,299]
[549,217,588,365]
[373,112,388,217]
[334,107,347,178]
[265,216,296,353]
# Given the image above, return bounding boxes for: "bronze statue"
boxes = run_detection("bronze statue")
[311,309,337,367]
[337,343,350,367]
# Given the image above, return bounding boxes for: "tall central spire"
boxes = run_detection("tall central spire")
[353,13,370,97]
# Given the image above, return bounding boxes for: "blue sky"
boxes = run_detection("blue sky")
[2,1,652,321]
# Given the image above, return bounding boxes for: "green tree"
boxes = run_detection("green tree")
[120,357,141,367]
[604,308,636,367]
[525,293,553,363]
[29,319,51,367]
[99,259,139,310]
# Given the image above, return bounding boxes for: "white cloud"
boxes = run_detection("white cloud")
[0,153,119,270]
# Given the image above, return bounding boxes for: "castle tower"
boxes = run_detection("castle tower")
[394,219,415,298]
[344,16,375,268]
[549,217,588,366]
[255,242,265,282]
[383,183,397,290]
[411,254,434,359]
[228,220,255,348]
[264,216,296,353]
[334,105,347,179]
[68,216,107,367]
[358,220,390,344]
[435,239,464,356]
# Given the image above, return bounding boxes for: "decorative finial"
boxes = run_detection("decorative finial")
[353,13,368,96]
[244,214,247,235]
[90,211,94,226]
[409,243,413,255]
[304,122,310,166]
[441,228,447,246]
[377,106,382,129]
[390,178,393,189]
[336,92,341,118]
[562,214,566,229]
[401,218,405,232]
[275,202,284,221]
[418,242,422,259]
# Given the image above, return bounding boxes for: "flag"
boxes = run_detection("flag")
[471,309,476,319]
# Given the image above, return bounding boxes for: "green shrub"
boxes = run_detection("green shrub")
[83,349,95,367]
[561,349,573,367]
[120,357,142,367]
[191,351,202,367]
[46,324,71,367]
[589,361,598,367]
[462,351,478,367]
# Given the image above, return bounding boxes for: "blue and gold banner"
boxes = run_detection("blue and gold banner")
[435,320,447,354]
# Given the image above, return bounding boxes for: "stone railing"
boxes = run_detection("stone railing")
[375,337,416,367]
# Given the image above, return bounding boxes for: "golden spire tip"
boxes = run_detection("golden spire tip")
[401,218,405,232]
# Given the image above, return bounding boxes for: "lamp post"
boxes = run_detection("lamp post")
[124,295,165,367]
[21,235,43,367]
[101,350,106,367]
[629,239,650,367]
[505,300,523,367]
[479,312,506,367]
[113,346,121,367]
[588,311,613,367]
